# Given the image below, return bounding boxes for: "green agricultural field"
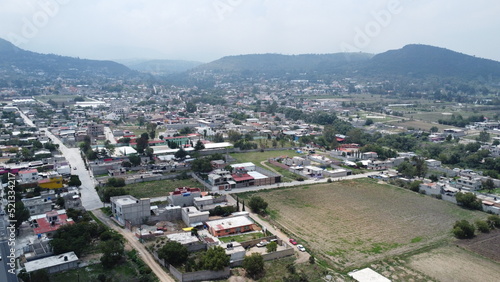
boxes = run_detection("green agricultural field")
[242,178,484,271]
[230,150,302,168]
[36,94,84,104]
[123,178,204,198]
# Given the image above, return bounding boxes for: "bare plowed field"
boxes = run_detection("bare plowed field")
[408,246,500,282]
[254,179,483,269]
[457,228,500,262]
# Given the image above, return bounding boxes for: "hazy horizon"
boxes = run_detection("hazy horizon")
[1,0,499,63]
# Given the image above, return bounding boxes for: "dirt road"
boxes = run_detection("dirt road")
[226,195,310,264]
[92,210,174,282]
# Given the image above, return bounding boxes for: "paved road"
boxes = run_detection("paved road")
[44,129,103,211]
[92,210,174,282]
[104,126,117,144]
[18,109,103,210]
[219,170,382,194]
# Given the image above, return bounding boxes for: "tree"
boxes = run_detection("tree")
[55,196,65,208]
[194,140,205,151]
[266,241,277,253]
[227,130,242,143]
[475,220,491,233]
[68,175,82,187]
[430,126,439,133]
[455,192,483,210]
[243,253,264,279]
[174,147,188,160]
[158,241,188,266]
[213,133,224,142]
[200,246,230,271]
[486,214,500,229]
[128,155,141,166]
[477,130,490,142]
[104,141,116,156]
[453,219,475,239]
[482,178,495,191]
[365,118,374,126]
[248,196,268,214]
[185,102,197,113]
[100,239,124,268]
[136,133,150,154]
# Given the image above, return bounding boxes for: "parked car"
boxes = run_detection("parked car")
[289,238,297,245]
[297,244,306,252]
[256,240,269,247]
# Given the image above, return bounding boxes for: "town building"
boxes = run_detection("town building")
[181,206,209,227]
[24,251,79,274]
[110,195,151,225]
[168,187,202,207]
[18,168,39,183]
[29,210,74,236]
[22,196,53,215]
[206,216,257,237]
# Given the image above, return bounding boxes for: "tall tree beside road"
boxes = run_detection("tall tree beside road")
[136,133,150,154]
[248,196,268,215]
[68,175,82,187]
[158,241,188,266]
[175,147,188,160]
[194,140,205,151]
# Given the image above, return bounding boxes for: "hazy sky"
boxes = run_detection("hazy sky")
[1,0,499,62]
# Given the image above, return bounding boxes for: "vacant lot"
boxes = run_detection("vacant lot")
[247,178,484,270]
[408,245,500,282]
[456,228,500,262]
[124,178,204,198]
[230,150,301,168]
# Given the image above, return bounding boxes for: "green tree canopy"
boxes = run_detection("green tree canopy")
[248,196,268,214]
[453,219,475,239]
[243,253,264,279]
[158,241,188,266]
[455,192,482,210]
[200,246,230,271]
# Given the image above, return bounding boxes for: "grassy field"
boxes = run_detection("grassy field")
[123,178,204,198]
[50,260,147,282]
[230,150,302,167]
[242,178,484,271]
[112,125,149,138]
[219,232,264,243]
[386,120,452,131]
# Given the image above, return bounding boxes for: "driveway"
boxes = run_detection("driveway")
[92,210,175,282]
[226,195,310,264]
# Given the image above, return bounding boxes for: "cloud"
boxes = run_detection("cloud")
[1,0,499,62]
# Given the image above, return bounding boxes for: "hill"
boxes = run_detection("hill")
[123,59,203,75]
[0,38,137,83]
[188,45,500,82]
[194,53,373,75]
[367,44,500,80]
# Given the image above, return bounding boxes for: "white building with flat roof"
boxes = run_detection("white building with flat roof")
[24,252,79,274]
